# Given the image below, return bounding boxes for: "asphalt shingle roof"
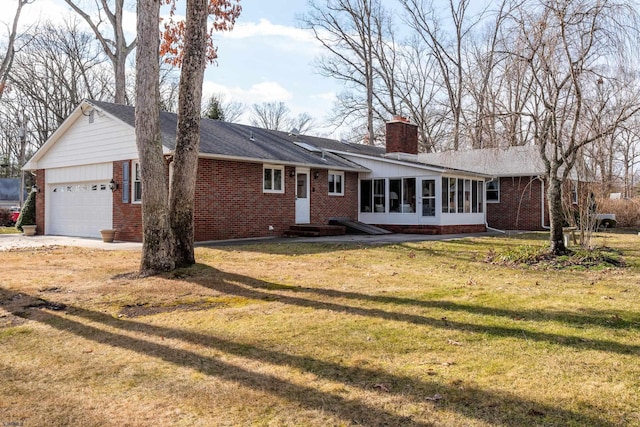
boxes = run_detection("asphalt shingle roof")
[419,146,551,177]
[89,100,368,172]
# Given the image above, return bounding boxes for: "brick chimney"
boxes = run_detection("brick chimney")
[385,116,418,155]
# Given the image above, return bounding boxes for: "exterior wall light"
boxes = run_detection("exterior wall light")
[109,179,118,191]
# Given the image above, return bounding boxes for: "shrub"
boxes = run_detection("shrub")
[15,191,36,232]
[0,208,11,226]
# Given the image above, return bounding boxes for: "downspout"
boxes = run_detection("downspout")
[484,177,506,234]
[536,176,550,229]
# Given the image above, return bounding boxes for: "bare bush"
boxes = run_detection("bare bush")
[597,198,640,227]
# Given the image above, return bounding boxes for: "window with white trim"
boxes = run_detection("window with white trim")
[263,165,284,193]
[133,161,142,203]
[570,181,578,204]
[486,179,500,202]
[328,171,344,195]
[442,177,485,213]
[359,179,385,212]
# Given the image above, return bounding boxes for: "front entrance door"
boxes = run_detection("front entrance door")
[295,168,310,224]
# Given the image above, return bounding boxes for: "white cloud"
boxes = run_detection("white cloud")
[224,18,313,42]
[311,92,337,102]
[203,80,293,105]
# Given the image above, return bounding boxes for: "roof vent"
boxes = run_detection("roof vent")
[289,128,299,136]
[249,131,255,141]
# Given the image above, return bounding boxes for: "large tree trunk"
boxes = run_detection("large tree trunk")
[547,175,567,255]
[135,0,174,275]
[170,0,208,267]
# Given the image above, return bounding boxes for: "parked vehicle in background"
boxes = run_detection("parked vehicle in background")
[10,206,20,225]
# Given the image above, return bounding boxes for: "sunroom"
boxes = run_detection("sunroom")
[356,159,490,233]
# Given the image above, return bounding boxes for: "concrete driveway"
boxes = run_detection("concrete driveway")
[0,234,142,251]
[0,231,502,251]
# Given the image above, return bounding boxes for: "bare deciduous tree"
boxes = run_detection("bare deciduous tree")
[250,101,290,131]
[400,0,482,150]
[250,101,315,134]
[506,0,640,254]
[64,0,136,104]
[302,0,394,144]
[0,0,34,99]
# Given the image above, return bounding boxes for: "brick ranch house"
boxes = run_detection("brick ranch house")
[24,100,490,242]
[419,147,581,231]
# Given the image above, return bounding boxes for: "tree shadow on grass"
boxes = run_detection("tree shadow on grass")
[0,285,622,427]
[282,284,640,331]
[181,265,640,356]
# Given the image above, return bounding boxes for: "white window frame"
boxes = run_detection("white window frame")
[486,179,500,203]
[328,170,344,196]
[132,161,142,203]
[571,181,578,204]
[263,165,285,193]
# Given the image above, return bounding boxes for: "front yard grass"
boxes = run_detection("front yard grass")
[1,231,639,426]
[0,226,19,234]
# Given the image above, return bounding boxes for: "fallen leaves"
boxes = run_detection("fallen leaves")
[372,383,390,392]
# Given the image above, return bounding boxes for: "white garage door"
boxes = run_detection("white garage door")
[48,182,113,238]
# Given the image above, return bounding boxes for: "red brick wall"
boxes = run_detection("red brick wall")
[193,160,359,241]
[193,159,293,241]
[487,176,546,231]
[309,169,358,224]
[112,161,143,242]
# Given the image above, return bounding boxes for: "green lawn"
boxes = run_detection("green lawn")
[0,226,19,234]
[1,231,639,426]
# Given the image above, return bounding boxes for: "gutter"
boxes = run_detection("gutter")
[483,176,505,233]
[536,176,550,229]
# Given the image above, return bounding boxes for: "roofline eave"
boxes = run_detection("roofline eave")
[196,152,370,173]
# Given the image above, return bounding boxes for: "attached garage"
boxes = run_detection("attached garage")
[48,181,112,238]
[23,102,139,239]
[45,163,114,238]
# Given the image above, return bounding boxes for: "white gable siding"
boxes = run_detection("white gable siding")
[46,163,113,184]
[37,111,137,169]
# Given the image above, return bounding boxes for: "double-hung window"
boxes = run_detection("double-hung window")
[486,180,500,202]
[263,165,284,193]
[133,161,142,203]
[328,171,344,195]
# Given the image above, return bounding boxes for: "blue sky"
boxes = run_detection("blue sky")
[10,0,343,136]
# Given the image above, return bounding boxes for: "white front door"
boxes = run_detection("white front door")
[295,168,310,224]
